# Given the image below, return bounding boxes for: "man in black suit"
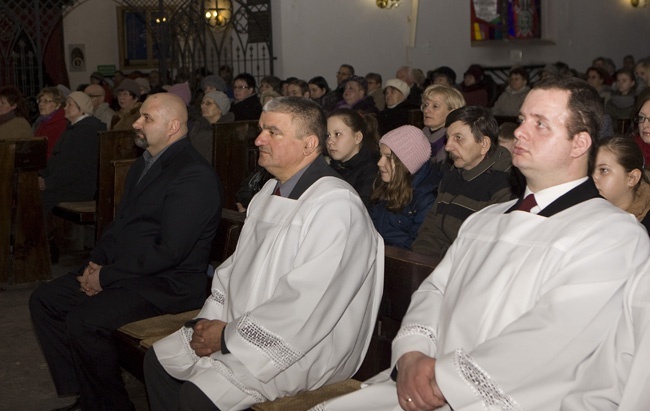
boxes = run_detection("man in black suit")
[30,93,222,411]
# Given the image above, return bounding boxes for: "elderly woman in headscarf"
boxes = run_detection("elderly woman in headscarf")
[189,91,234,164]
[38,91,106,213]
[0,85,33,140]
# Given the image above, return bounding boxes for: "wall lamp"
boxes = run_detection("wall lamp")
[377,0,402,9]
[205,0,233,28]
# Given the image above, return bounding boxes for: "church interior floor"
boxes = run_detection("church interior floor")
[0,250,149,411]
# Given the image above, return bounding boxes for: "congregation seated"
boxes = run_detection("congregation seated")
[0,85,33,140]
[425,66,459,90]
[370,125,438,249]
[491,66,531,117]
[32,87,68,159]
[334,63,354,101]
[396,65,423,107]
[365,72,385,111]
[334,75,378,114]
[287,78,310,98]
[189,91,234,165]
[593,135,650,233]
[327,108,380,210]
[259,75,282,95]
[110,78,142,131]
[84,84,115,130]
[632,91,650,165]
[460,64,490,107]
[377,78,419,136]
[231,72,263,121]
[309,76,339,112]
[420,84,466,164]
[411,106,514,257]
[586,65,612,103]
[605,67,638,121]
[38,91,106,213]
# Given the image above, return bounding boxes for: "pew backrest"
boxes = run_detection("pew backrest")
[212,121,260,209]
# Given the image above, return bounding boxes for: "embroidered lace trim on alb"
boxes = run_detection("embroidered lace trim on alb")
[395,323,438,343]
[455,348,524,411]
[209,359,266,403]
[208,288,226,306]
[236,313,303,370]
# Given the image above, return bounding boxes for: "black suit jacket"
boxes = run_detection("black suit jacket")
[90,138,223,313]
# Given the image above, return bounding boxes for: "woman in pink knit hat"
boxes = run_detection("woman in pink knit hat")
[369,125,440,249]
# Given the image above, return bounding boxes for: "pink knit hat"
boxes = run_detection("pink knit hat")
[379,125,431,175]
[168,82,191,106]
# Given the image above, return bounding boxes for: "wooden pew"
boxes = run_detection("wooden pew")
[0,137,51,285]
[212,121,260,209]
[51,130,140,243]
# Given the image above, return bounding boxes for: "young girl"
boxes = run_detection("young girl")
[370,125,439,249]
[593,135,650,233]
[327,109,379,209]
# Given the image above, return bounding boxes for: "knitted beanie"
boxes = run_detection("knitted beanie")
[204,91,231,114]
[379,125,431,175]
[168,82,191,106]
[201,75,227,92]
[384,78,410,98]
[68,91,94,115]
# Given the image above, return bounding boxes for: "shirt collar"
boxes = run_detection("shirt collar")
[524,177,588,214]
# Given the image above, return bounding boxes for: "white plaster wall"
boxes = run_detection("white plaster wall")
[63,0,650,89]
[63,0,120,90]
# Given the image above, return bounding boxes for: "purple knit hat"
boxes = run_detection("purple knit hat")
[379,125,431,175]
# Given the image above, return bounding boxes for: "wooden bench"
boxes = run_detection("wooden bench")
[0,137,51,286]
[51,130,140,244]
[114,205,440,408]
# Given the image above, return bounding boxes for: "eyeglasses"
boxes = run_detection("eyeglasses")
[337,71,351,77]
[38,98,54,104]
[634,115,650,124]
[87,94,103,98]
[233,85,250,90]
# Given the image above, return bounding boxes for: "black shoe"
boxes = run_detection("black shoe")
[52,397,81,411]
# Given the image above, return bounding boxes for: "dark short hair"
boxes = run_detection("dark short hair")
[345,76,368,93]
[308,76,330,93]
[445,106,499,157]
[234,72,257,89]
[340,64,355,75]
[261,75,282,93]
[263,97,327,153]
[533,76,604,159]
[289,79,309,95]
[509,66,529,84]
[0,85,28,118]
[598,135,650,189]
[365,72,383,85]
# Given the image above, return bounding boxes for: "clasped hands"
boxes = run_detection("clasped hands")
[189,319,227,357]
[77,261,103,296]
[396,351,447,411]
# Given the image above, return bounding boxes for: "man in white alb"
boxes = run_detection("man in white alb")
[143,97,384,410]
[317,76,650,411]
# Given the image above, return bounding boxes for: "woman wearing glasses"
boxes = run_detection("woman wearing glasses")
[33,87,67,158]
[231,72,262,121]
[420,85,466,163]
[633,91,650,166]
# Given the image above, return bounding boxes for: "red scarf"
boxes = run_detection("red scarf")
[634,134,650,169]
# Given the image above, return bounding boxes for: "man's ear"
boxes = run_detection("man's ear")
[168,119,180,135]
[480,136,491,155]
[303,135,319,155]
[571,131,592,158]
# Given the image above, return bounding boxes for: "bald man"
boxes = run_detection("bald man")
[30,93,223,411]
[84,84,114,129]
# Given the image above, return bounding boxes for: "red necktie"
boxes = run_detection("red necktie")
[273,186,281,196]
[518,194,537,212]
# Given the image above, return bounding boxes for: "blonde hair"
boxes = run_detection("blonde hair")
[421,84,465,110]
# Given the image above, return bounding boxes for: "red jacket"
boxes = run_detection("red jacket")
[34,109,67,159]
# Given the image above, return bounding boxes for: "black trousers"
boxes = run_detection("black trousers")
[144,347,220,411]
[29,273,163,411]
